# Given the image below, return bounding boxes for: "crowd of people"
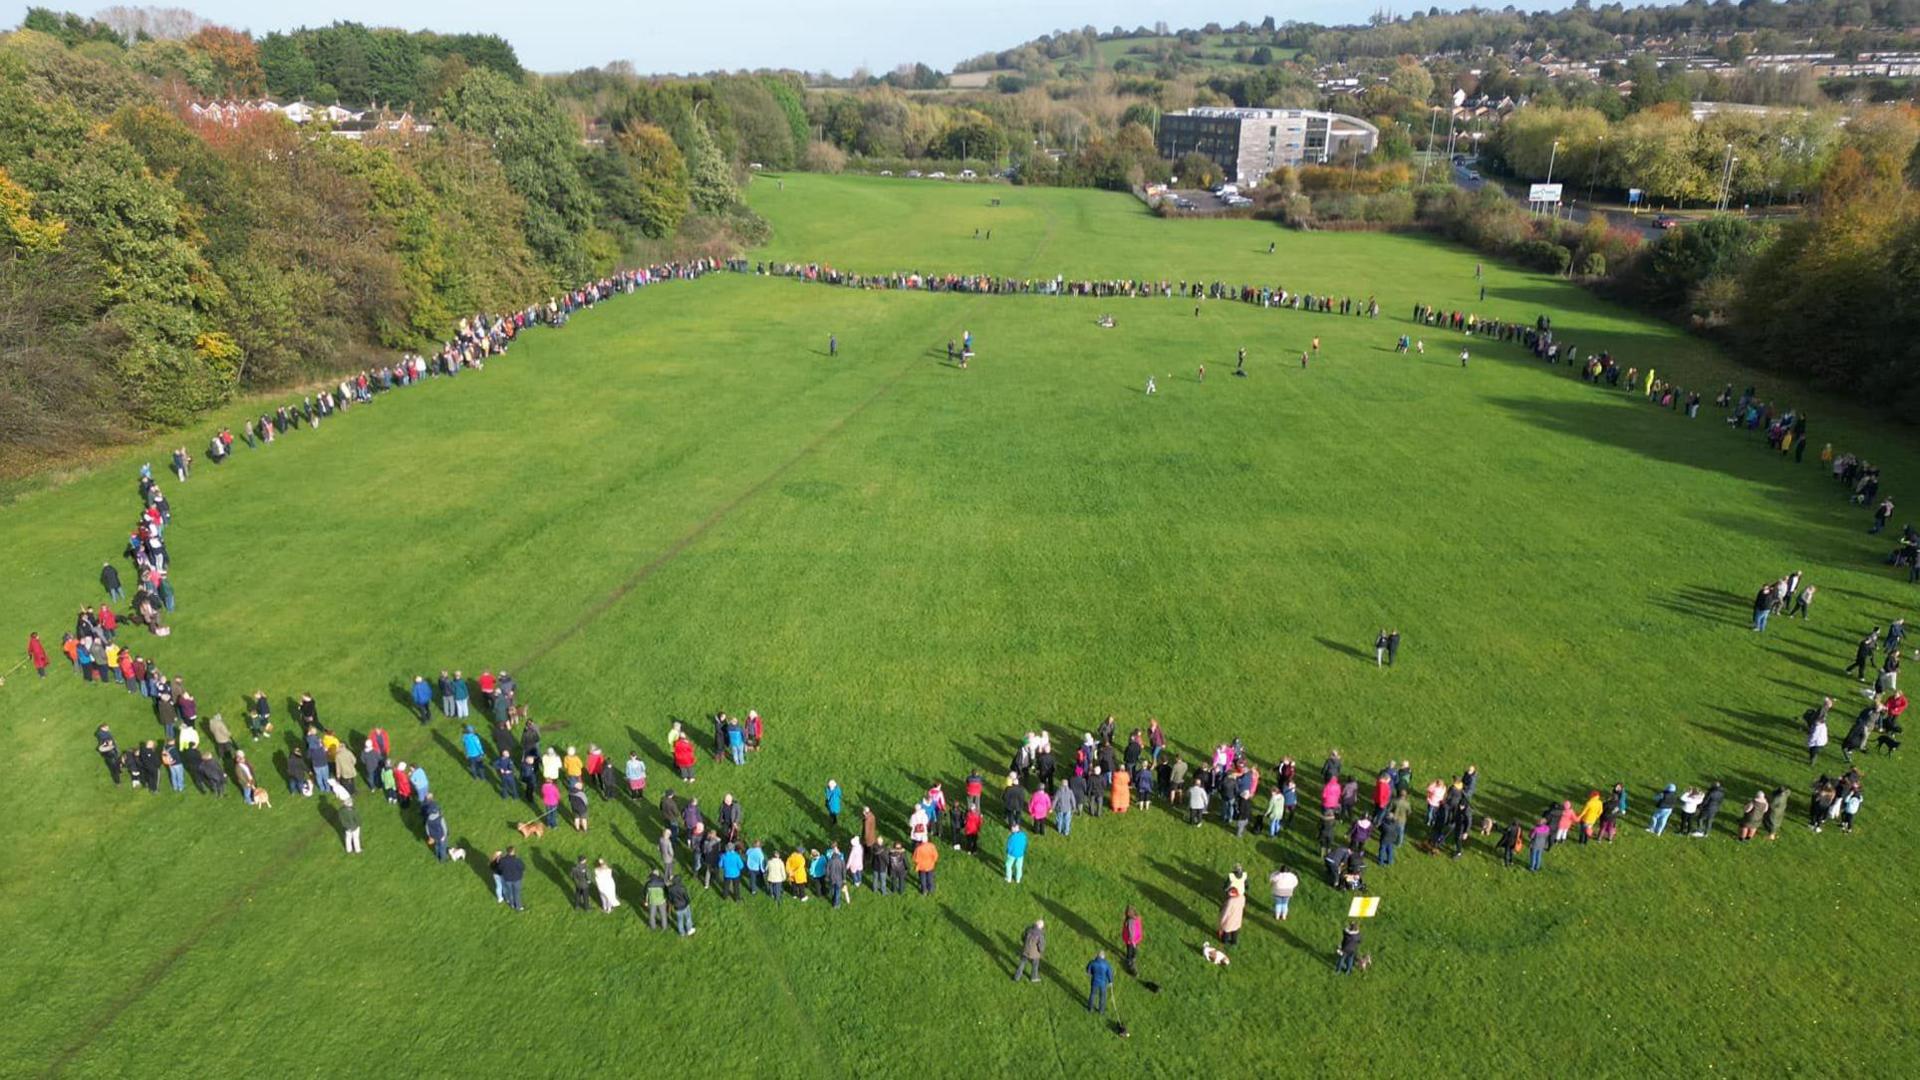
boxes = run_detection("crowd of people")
[24,255,1913,998]
[755,260,1384,319]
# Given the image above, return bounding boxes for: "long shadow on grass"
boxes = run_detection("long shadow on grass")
[1124,874,1206,935]
[1035,892,1107,953]
[939,904,1013,977]
[1764,645,1840,676]
[1148,856,1219,906]
[609,823,651,869]
[1488,393,1881,527]
[1690,718,1799,762]
[773,780,831,831]
[455,835,493,897]
[1313,636,1372,665]
[1478,779,1565,830]
[386,682,415,716]
[1257,914,1323,960]
[528,847,574,900]
[625,724,672,770]
[858,783,910,834]
[948,739,1005,781]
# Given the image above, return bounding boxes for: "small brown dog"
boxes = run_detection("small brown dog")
[249,787,272,809]
[515,820,548,839]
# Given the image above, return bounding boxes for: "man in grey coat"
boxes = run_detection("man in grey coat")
[1013,919,1046,983]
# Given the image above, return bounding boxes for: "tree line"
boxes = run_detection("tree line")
[0,12,781,474]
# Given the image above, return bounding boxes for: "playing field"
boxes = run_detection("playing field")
[3,173,1917,1076]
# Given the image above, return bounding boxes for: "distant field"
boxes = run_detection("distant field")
[5,173,1918,1075]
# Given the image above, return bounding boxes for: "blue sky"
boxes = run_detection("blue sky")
[49,1,1505,75]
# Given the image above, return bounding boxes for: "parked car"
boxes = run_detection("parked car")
[749,162,764,170]
[1466,170,1481,181]
[958,169,977,179]
[879,169,893,176]
[1652,215,1681,230]
[905,170,922,177]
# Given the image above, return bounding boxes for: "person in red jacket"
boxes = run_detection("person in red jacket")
[673,735,697,782]
[26,632,49,678]
[1374,770,1394,825]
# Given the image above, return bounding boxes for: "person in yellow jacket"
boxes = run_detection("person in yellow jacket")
[785,849,809,901]
[1577,791,1604,844]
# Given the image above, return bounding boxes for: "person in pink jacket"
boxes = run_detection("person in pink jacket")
[1320,775,1343,814]
[1553,800,1577,844]
[1027,786,1052,836]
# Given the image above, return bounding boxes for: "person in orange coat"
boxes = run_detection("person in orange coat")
[1110,768,1131,813]
[912,840,939,894]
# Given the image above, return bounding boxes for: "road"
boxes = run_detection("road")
[1451,162,1663,238]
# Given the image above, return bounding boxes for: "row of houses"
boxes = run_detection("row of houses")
[186,99,434,139]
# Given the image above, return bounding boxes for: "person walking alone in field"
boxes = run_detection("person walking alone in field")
[1120,907,1143,974]
[1847,629,1879,680]
[829,333,837,357]
[1086,951,1114,1014]
[1145,375,1156,395]
[1014,919,1045,983]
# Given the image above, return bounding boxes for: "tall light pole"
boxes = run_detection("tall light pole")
[1717,141,1736,212]
[1544,138,1560,217]
[1421,106,1438,183]
[1585,135,1605,207]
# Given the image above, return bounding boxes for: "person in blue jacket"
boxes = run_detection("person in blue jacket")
[1086,951,1114,1013]
[1004,823,1029,884]
[718,844,744,900]
[744,841,766,894]
[423,798,448,861]
[824,779,843,827]
[461,725,486,779]
[410,676,433,724]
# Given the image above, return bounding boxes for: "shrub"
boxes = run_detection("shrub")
[803,140,847,174]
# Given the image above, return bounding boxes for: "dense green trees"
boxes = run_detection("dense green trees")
[440,67,601,278]
[258,22,522,108]
[0,17,732,468]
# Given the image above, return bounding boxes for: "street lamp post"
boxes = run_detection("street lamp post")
[1544,138,1560,218]
[1718,142,1737,212]
[1421,106,1438,184]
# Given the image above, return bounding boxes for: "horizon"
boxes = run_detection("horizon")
[19,1,1627,77]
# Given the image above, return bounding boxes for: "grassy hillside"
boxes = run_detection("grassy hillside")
[3,175,1917,1075]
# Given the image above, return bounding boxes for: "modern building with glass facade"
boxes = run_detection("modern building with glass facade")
[1156,108,1380,185]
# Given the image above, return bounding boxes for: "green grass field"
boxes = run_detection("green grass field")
[4,174,1919,1076]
